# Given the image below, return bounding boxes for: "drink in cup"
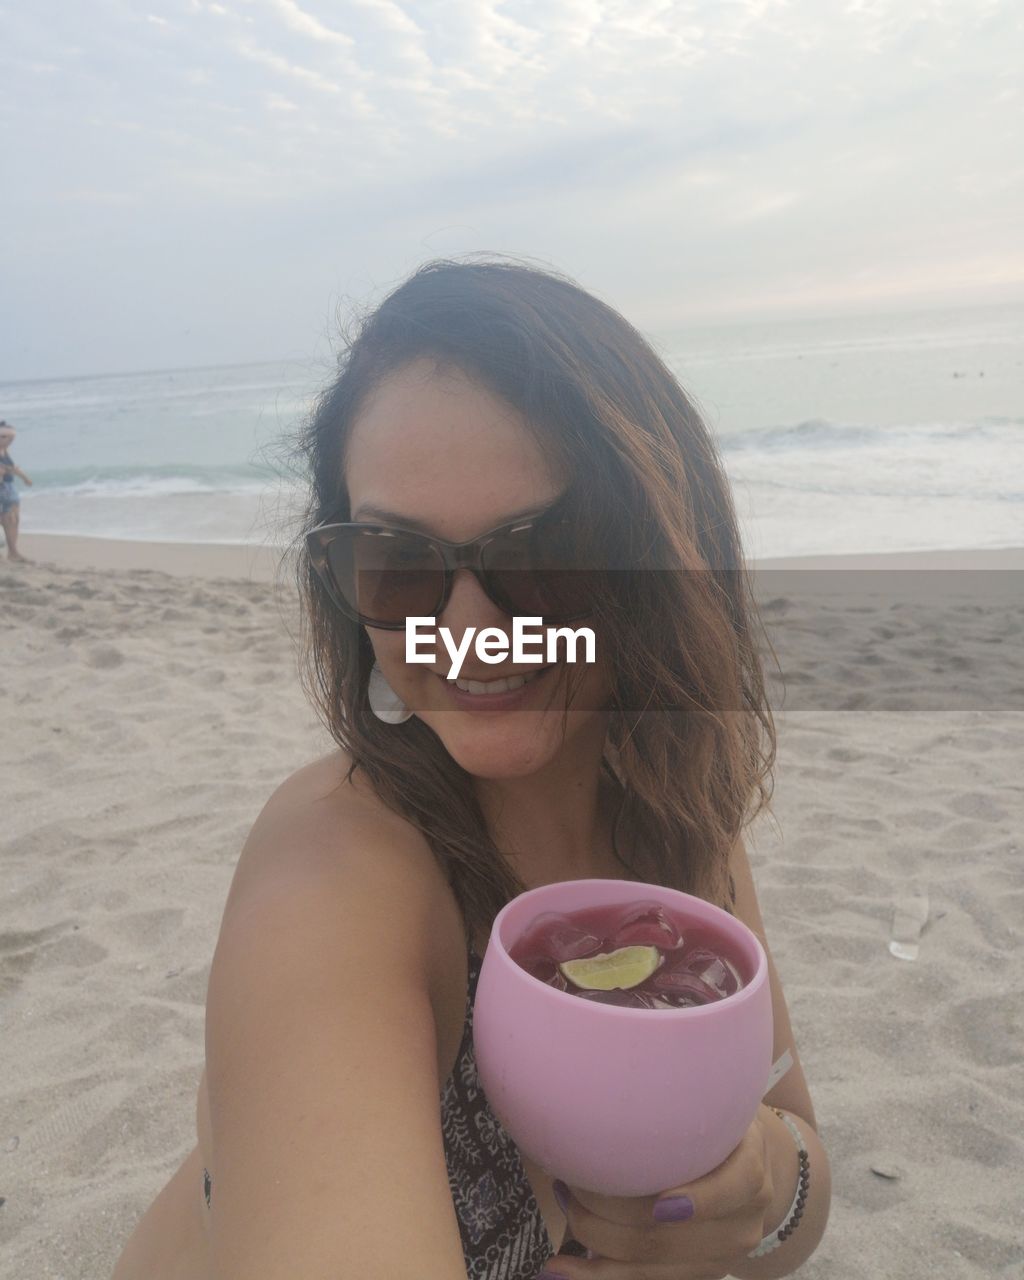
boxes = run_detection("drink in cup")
[473,879,773,1197]
[508,899,747,1009]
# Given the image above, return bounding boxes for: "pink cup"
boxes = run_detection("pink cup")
[473,878,773,1197]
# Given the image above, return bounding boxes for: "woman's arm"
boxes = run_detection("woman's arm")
[728,1104,832,1279]
[202,761,470,1280]
[725,835,832,1276]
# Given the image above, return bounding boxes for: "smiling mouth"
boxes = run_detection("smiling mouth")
[446,665,555,695]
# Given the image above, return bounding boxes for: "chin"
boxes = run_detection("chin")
[418,713,568,780]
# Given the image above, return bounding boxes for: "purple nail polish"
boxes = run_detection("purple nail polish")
[653,1195,695,1222]
[536,1271,570,1280]
[552,1179,570,1213]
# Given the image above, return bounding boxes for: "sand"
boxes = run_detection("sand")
[2,533,1022,1279]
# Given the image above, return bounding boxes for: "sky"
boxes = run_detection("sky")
[2,0,1022,381]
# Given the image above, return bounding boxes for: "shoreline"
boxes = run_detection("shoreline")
[17,531,1024,581]
[17,532,292,582]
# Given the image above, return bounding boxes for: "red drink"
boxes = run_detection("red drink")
[508,899,749,1009]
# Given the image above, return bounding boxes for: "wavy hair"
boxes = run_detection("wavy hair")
[293,256,777,942]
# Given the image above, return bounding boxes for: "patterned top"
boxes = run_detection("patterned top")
[441,946,585,1279]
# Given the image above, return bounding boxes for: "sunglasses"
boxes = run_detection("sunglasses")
[305,495,596,629]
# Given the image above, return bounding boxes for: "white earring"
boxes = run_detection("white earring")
[367,662,412,724]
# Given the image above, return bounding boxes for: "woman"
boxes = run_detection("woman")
[0,422,32,562]
[113,258,831,1280]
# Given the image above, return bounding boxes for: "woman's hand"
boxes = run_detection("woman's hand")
[538,1104,777,1280]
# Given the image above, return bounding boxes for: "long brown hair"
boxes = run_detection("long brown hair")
[293,255,777,943]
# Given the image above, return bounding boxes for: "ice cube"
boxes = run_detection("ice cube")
[682,946,741,999]
[648,992,702,1010]
[518,911,603,963]
[630,991,663,1010]
[520,954,558,983]
[513,951,571,992]
[608,901,684,951]
[577,987,648,1008]
[649,968,721,1006]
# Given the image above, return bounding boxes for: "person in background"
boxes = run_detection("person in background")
[0,422,32,563]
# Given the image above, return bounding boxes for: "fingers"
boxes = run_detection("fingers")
[539,1252,733,1280]
[558,1116,772,1268]
[558,1189,742,1270]
[557,1183,662,1229]
[660,1116,772,1221]
[570,1116,769,1229]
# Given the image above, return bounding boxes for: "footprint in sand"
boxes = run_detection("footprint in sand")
[0,922,87,996]
[929,1117,1022,1170]
[838,692,870,710]
[893,808,947,831]
[17,1077,130,1167]
[939,992,1021,1068]
[106,907,187,949]
[930,1220,1023,1272]
[0,925,67,954]
[0,947,42,998]
[947,791,1008,823]
[36,933,109,970]
[86,645,125,669]
[55,625,88,643]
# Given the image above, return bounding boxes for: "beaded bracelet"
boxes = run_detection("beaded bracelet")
[746,1108,810,1258]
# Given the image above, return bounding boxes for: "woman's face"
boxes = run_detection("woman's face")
[343,357,613,780]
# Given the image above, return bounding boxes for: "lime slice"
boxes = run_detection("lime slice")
[559,945,661,991]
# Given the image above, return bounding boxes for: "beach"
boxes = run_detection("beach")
[2,533,1022,1279]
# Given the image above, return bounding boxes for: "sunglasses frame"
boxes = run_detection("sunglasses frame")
[305,497,594,630]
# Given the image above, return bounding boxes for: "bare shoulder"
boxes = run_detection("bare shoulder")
[197,749,471,1279]
[209,748,472,1068]
[221,749,467,985]
[227,751,446,898]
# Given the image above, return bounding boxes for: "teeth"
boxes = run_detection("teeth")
[454,670,542,694]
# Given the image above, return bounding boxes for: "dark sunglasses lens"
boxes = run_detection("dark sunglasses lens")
[325,530,444,624]
[483,524,593,620]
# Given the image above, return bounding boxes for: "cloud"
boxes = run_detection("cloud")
[266,91,299,111]
[265,0,355,49]
[728,191,803,223]
[349,0,424,37]
[232,37,346,93]
[2,0,1022,377]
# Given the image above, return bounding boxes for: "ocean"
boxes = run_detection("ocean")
[1,302,1020,560]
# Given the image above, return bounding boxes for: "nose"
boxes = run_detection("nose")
[438,566,510,635]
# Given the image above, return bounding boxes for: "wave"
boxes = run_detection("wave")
[717,415,1024,454]
[746,474,1024,503]
[26,463,293,498]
